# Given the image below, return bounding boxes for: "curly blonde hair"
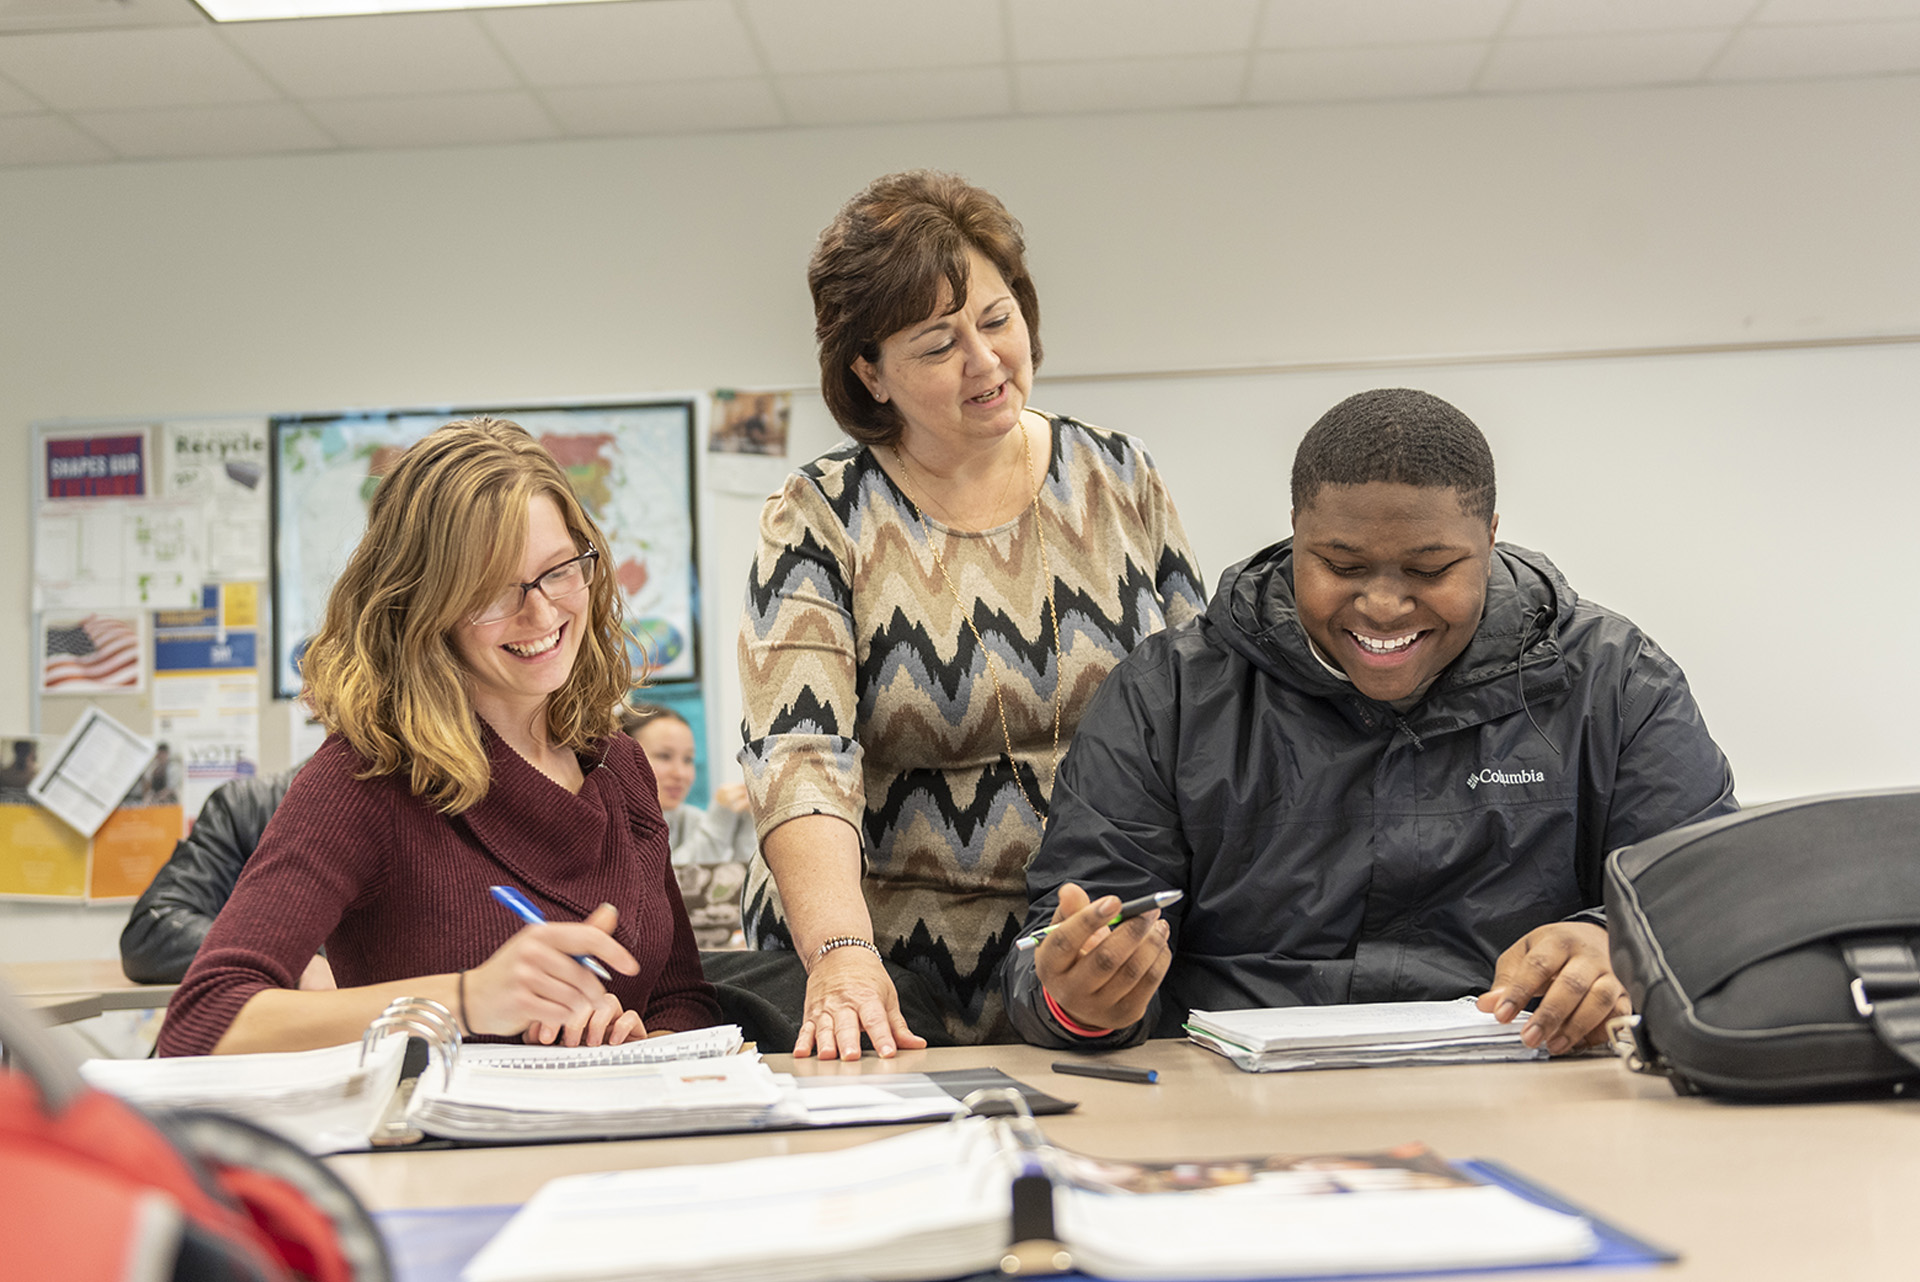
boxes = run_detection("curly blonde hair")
[300,417,632,813]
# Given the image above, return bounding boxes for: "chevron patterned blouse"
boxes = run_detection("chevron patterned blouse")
[737,414,1204,1043]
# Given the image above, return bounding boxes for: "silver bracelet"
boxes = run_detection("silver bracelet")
[810,935,882,969]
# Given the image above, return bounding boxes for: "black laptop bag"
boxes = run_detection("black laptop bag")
[1604,790,1920,1100]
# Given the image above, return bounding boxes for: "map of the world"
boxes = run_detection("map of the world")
[272,402,696,697]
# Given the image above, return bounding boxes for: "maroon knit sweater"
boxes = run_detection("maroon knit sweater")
[157,727,719,1056]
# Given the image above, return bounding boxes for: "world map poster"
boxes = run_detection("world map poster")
[271,402,697,698]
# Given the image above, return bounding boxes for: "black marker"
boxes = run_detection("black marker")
[1052,1060,1158,1085]
[1014,889,1182,952]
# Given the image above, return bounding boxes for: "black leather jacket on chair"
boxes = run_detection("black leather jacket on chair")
[119,768,296,983]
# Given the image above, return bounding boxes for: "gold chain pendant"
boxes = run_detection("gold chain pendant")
[890,422,1062,829]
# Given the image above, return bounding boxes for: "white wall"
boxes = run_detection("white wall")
[4,75,1918,960]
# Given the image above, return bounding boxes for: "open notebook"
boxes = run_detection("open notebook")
[461,1114,1610,1282]
[1186,996,1546,1072]
[79,1012,1052,1154]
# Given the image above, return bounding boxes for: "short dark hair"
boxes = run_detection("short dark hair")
[808,170,1043,447]
[1291,389,1497,523]
[618,701,685,738]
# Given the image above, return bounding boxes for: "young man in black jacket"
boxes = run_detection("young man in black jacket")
[1005,388,1737,1052]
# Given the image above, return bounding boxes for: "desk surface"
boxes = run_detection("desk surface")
[325,1038,1920,1281]
[1,959,177,1024]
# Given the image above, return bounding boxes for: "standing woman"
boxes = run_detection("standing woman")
[738,171,1205,1057]
[159,418,718,1056]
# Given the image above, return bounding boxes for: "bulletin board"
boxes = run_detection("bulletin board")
[270,400,699,699]
[21,418,269,900]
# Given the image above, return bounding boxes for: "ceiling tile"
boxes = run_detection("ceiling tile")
[221,13,521,99]
[1754,0,1920,20]
[0,28,281,111]
[0,0,205,33]
[1479,31,1728,91]
[542,77,783,136]
[0,73,41,113]
[777,65,1012,127]
[1258,0,1509,49]
[1016,54,1247,113]
[0,113,112,165]
[1713,20,1920,78]
[1247,42,1484,102]
[1012,0,1261,63]
[741,0,1003,75]
[1506,0,1759,37]
[483,0,760,87]
[303,90,560,149]
[73,101,332,159]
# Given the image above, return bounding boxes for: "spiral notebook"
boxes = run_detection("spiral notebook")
[457,1025,744,1070]
[80,1007,1066,1154]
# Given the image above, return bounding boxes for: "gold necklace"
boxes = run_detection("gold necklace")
[890,423,1062,829]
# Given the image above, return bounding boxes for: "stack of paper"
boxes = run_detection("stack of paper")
[1186,997,1545,1072]
[465,1120,1023,1282]
[80,1038,407,1153]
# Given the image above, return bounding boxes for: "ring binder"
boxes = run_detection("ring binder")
[960,1087,1072,1278]
[359,996,465,1150]
[358,995,462,1091]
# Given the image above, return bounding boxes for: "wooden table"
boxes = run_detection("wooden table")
[1,958,178,1025]
[324,1038,1920,1280]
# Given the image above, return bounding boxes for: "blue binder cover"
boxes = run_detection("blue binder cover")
[375,1157,1675,1282]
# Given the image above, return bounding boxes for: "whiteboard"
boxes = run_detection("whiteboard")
[1028,339,1920,805]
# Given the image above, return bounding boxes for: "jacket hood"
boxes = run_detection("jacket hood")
[1207,538,1578,724]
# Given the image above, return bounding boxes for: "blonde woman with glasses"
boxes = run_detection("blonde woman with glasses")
[159,417,718,1056]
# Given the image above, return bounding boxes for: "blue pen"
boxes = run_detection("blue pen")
[489,885,614,981]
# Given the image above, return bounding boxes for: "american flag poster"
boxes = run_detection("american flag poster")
[41,612,144,694]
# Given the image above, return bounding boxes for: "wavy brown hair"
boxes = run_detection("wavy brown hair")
[809,170,1043,447]
[300,417,632,813]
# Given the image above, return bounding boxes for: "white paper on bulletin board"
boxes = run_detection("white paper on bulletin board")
[161,419,270,581]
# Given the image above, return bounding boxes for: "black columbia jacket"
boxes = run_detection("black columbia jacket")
[1005,541,1737,1048]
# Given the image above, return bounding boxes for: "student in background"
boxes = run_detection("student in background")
[119,768,310,985]
[1005,389,1737,1053]
[621,702,752,948]
[158,418,717,1056]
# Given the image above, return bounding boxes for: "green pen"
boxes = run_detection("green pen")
[1014,889,1182,952]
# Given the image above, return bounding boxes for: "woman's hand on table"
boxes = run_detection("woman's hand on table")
[464,902,641,1043]
[1032,882,1171,1035]
[795,943,928,1061]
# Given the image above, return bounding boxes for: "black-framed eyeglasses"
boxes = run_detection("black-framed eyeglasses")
[469,548,599,624]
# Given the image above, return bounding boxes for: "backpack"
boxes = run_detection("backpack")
[0,979,389,1281]
[1605,789,1920,1100]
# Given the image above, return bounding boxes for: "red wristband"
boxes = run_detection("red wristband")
[1043,985,1114,1039]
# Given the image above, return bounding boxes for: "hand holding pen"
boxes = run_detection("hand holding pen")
[465,889,642,1046]
[1029,883,1177,1036]
[1015,890,1182,951]
[491,885,615,980]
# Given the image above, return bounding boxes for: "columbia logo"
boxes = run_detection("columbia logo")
[1466,767,1545,790]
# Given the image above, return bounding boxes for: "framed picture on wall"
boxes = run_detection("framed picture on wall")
[269,400,699,700]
